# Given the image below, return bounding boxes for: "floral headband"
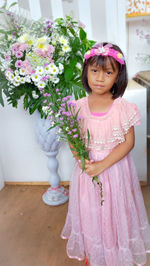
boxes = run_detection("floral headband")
[84,43,125,65]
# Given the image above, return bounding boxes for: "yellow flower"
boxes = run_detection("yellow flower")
[117,53,123,59]
[35,36,49,51]
[87,50,91,55]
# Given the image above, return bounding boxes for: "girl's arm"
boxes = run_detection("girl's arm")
[84,126,135,177]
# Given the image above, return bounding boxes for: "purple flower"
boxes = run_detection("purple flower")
[66,112,71,116]
[61,103,65,107]
[57,99,61,102]
[73,134,78,138]
[72,128,77,132]
[44,93,48,97]
[62,97,67,102]
[16,51,23,58]
[68,131,72,135]
[60,117,64,121]
[77,115,83,120]
[42,76,48,81]
[5,54,11,61]
[15,60,22,68]
[56,89,59,92]
[62,111,67,115]
[43,99,47,103]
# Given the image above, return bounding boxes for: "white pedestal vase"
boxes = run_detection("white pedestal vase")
[34,111,69,206]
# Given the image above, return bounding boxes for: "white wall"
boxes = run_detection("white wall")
[127,18,150,79]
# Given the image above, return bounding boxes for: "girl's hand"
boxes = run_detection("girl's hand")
[84,160,105,177]
[77,159,94,170]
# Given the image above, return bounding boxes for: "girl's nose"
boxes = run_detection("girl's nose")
[96,70,105,81]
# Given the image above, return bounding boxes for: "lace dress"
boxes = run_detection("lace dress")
[61,96,150,266]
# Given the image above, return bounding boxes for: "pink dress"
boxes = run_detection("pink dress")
[61,96,150,266]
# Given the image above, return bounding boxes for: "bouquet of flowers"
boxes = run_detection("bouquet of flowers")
[42,87,104,206]
[0,2,95,117]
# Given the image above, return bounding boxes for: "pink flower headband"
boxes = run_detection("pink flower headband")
[84,43,125,65]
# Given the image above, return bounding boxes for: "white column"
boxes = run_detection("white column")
[76,0,92,39]
[50,0,64,19]
[105,0,127,55]
[28,0,41,20]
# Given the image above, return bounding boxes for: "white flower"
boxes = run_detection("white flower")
[52,40,57,46]
[8,73,14,81]
[58,63,64,74]
[59,63,64,71]
[32,91,39,99]
[20,77,25,83]
[36,66,44,75]
[66,127,69,131]
[14,75,20,82]
[15,70,19,75]
[59,51,65,56]
[44,65,51,74]
[59,36,69,45]
[50,66,59,75]
[37,80,46,88]
[31,73,40,82]
[42,106,49,114]
[5,71,12,78]
[8,35,13,41]
[76,63,82,69]
[18,33,30,43]
[20,68,26,76]
[13,80,20,86]
[53,77,59,84]
[25,75,31,83]
[62,45,71,53]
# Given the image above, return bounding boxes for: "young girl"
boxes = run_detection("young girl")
[61,42,150,266]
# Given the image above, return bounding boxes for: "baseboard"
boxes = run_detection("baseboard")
[5,181,70,186]
[5,181,147,186]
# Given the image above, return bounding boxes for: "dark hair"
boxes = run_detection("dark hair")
[81,42,128,99]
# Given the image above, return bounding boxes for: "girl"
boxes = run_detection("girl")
[61,42,150,266]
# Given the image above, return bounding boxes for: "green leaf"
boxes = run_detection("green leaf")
[64,68,74,82]
[1,1,7,9]
[81,156,85,172]
[79,28,87,41]
[0,89,4,106]
[23,94,29,109]
[8,2,17,8]
[87,129,90,144]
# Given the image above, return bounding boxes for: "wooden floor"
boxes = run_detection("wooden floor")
[0,185,150,266]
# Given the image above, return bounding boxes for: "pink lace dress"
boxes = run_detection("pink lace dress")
[61,96,150,266]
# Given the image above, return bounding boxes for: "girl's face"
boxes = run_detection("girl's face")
[87,57,119,97]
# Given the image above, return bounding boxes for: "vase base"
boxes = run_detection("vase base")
[42,186,69,206]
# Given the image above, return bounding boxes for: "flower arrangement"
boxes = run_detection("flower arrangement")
[42,88,104,205]
[0,2,95,116]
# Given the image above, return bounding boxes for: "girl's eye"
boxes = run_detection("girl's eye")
[106,71,112,75]
[91,69,97,72]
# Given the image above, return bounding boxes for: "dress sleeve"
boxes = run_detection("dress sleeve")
[120,99,141,134]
